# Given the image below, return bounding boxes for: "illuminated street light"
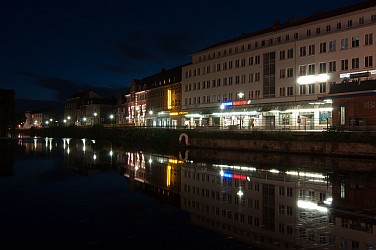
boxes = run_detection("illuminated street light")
[93,112,97,125]
[238,92,244,99]
[109,114,114,125]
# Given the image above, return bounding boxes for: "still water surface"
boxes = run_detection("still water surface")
[1,137,375,249]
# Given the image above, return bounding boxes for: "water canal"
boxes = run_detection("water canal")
[0,136,375,249]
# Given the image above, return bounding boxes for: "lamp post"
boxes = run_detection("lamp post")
[109,114,114,126]
[237,92,244,129]
[93,112,97,125]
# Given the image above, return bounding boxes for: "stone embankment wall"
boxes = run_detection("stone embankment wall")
[186,137,376,158]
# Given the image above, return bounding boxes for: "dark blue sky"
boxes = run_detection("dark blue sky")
[1,0,363,105]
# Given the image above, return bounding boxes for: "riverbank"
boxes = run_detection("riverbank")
[17,126,376,158]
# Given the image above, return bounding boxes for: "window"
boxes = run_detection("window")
[329,40,336,52]
[359,17,364,25]
[320,82,327,93]
[280,68,286,78]
[287,48,293,59]
[365,56,373,67]
[341,38,348,49]
[319,62,326,73]
[308,64,315,74]
[255,72,260,82]
[294,32,298,39]
[365,33,373,45]
[228,77,233,85]
[372,14,376,22]
[352,58,359,69]
[280,50,285,60]
[326,25,331,32]
[300,46,306,57]
[287,68,293,77]
[337,22,341,30]
[299,65,306,76]
[316,27,320,34]
[255,55,260,64]
[341,59,349,70]
[308,84,315,94]
[352,36,359,48]
[287,86,294,96]
[249,57,253,65]
[319,42,326,53]
[308,44,315,55]
[299,85,306,95]
[329,61,336,72]
[279,87,286,96]
[306,29,311,36]
[348,20,353,27]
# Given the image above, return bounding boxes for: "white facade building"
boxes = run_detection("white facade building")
[182,1,376,130]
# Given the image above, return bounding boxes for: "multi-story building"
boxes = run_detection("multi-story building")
[125,65,184,127]
[64,90,116,126]
[182,1,376,130]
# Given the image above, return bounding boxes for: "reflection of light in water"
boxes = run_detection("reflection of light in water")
[67,148,70,155]
[33,137,37,149]
[45,137,49,148]
[49,138,53,151]
[91,140,95,144]
[149,158,152,164]
[109,150,113,157]
[297,200,328,213]
[62,138,66,149]
[81,138,86,152]
[93,154,97,160]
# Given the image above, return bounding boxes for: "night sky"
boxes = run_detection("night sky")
[1,0,363,108]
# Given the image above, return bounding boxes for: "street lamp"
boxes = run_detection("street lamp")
[238,92,244,99]
[94,112,97,125]
[109,114,114,126]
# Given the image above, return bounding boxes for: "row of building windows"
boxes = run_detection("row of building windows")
[296,56,374,75]
[185,33,373,80]
[195,14,376,63]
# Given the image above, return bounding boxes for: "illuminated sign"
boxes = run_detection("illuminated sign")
[170,112,188,116]
[222,171,248,180]
[221,100,251,107]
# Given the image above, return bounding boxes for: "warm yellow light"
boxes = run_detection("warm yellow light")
[167,89,171,109]
[167,165,171,186]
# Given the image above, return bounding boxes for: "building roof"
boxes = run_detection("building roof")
[195,0,376,53]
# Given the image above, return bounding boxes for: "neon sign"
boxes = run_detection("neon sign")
[222,171,248,180]
[221,100,250,107]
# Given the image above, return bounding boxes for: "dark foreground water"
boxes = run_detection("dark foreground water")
[0,137,251,250]
[1,136,376,250]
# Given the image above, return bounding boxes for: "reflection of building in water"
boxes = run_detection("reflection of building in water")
[122,151,182,207]
[62,138,116,176]
[181,162,334,250]
[329,172,376,250]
